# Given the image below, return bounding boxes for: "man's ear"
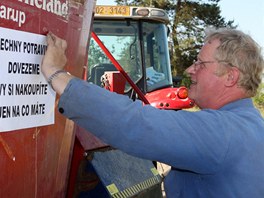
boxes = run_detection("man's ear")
[225,67,240,87]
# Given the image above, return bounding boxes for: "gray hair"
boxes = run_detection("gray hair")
[205,28,264,97]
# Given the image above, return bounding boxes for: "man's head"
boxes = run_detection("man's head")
[186,28,264,109]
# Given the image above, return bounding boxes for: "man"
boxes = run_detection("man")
[42,28,264,197]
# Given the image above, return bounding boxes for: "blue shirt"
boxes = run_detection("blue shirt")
[58,78,264,197]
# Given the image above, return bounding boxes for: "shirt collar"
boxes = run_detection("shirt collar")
[219,98,254,111]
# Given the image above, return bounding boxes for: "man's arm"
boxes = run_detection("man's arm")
[41,32,74,94]
[41,33,230,172]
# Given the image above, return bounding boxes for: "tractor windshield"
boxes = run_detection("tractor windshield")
[142,21,172,92]
[87,20,172,93]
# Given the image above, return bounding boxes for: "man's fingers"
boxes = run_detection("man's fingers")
[47,32,67,50]
[46,33,55,46]
[61,40,67,51]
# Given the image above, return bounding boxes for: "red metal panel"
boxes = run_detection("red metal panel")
[103,72,126,94]
[0,0,94,197]
[75,125,107,151]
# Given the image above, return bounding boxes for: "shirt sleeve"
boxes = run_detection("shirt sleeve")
[58,78,231,174]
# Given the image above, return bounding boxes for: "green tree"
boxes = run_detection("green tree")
[88,40,108,67]
[253,83,264,112]
[88,39,116,66]
[115,0,236,76]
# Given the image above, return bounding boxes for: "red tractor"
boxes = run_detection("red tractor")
[88,5,194,110]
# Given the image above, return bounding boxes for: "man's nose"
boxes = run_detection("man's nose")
[185,64,195,74]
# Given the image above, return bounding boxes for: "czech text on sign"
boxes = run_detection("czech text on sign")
[0,27,56,132]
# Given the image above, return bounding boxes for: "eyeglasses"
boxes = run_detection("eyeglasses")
[192,60,216,71]
[192,59,242,73]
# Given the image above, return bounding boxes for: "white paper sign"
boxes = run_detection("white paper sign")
[0,27,55,132]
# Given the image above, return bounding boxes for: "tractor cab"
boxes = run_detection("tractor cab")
[87,6,194,109]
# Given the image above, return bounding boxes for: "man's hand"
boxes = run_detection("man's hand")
[41,32,74,95]
[41,32,68,78]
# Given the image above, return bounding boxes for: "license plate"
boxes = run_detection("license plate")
[95,6,130,16]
